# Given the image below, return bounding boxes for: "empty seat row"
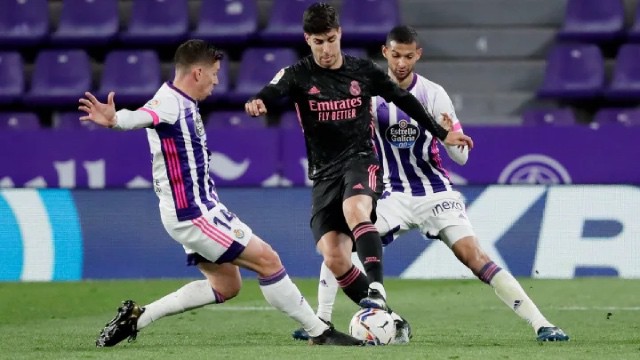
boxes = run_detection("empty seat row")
[0,47,367,107]
[538,43,640,101]
[0,0,399,47]
[558,0,640,43]
[0,49,163,106]
[0,48,340,106]
[522,108,640,127]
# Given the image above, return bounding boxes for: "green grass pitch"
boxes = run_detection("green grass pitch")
[1,278,639,360]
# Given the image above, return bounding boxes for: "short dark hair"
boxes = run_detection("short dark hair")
[386,26,420,47]
[174,39,224,69]
[303,2,340,34]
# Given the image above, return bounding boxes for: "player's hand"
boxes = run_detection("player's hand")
[441,113,465,151]
[440,112,453,131]
[444,131,473,149]
[244,99,268,117]
[78,91,117,128]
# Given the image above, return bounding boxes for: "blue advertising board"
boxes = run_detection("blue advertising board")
[1,185,639,281]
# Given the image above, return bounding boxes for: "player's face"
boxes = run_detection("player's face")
[195,61,220,100]
[305,28,342,69]
[382,41,422,83]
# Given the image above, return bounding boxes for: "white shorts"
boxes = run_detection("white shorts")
[376,190,475,248]
[161,203,253,264]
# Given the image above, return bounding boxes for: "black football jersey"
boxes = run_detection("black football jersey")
[255,54,443,180]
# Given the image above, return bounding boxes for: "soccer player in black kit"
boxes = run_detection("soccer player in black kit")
[245,3,473,314]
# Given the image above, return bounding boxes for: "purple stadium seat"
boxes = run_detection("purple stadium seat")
[50,0,118,46]
[0,0,49,46]
[557,0,624,43]
[605,44,640,100]
[522,108,577,126]
[0,52,24,104]
[54,111,104,130]
[0,112,40,130]
[260,0,314,44]
[97,50,161,105]
[120,0,188,44]
[228,48,298,103]
[593,108,640,126]
[206,111,266,129]
[340,0,400,44]
[343,48,368,59]
[25,50,91,106]
[628,5,640,42]
[192,0,257,44]
[538,44,604,100]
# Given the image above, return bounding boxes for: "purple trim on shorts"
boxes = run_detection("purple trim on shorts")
[215,242,246,264]
[381,225,400,246]
[186,253,212,266]
[258,267,287,286]
[185,243,246,266]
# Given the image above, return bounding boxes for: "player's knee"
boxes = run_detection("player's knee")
[217,282,241,300]
[223,275,242,299]
[323,251,352,275]
[257,243,283,275]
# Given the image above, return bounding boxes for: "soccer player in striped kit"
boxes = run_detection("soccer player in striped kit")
[80,39,363,347]
[293,26,569,343]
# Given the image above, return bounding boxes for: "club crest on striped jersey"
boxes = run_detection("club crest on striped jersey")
[233,229,245,239]
[385,119,419,148]
[194,112,205,137]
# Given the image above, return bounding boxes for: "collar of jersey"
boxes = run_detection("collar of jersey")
[165,81,197,104]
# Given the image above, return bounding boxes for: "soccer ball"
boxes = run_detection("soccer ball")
[348,308,396,345]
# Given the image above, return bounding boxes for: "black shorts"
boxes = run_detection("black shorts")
[310,156,382,242]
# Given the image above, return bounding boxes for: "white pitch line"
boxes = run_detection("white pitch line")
[206,305,640,312]
[489,306,640,311]
[204,306,277,311]
[554,306,640,311]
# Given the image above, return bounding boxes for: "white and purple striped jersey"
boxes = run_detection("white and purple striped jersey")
[372,73,463,196]
[141,82,219,221]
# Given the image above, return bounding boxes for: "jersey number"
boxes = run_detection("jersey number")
[213,209,236,230]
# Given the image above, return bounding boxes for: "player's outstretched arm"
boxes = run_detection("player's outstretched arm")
[79,91,155,130]
[79,91,117,128]
[246,66,295,118]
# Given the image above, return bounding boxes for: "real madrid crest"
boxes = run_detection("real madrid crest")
[349,80,361,96]
[233,229,245,239]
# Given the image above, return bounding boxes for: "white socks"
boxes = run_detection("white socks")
[317,259,552,334]
[489,270,554,332]
[137,280,221,330]
[316,261,339,322]
[136,270,329,338]
[259,268,328,337]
